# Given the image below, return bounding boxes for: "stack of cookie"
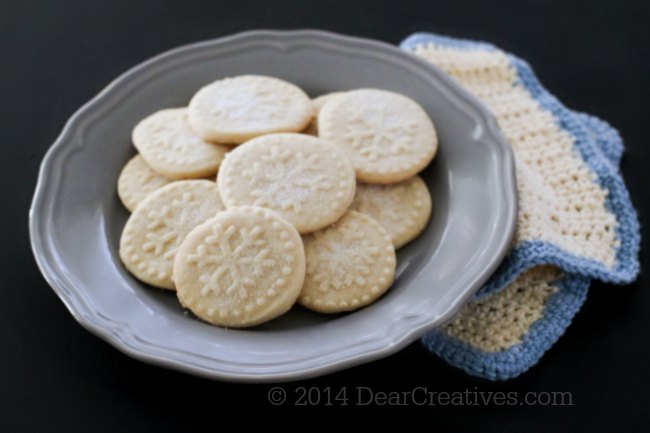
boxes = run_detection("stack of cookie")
[118,75,437,328]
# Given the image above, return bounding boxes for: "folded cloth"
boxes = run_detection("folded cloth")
[400,33,640,380]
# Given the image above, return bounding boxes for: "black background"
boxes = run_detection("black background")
[3,0,649,431]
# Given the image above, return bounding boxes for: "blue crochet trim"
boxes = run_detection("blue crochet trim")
[402,33,499,52]
[421,272,590,381]
[400,33,640,298]
[574,112,624,168]
[400,32,640,380]
[507,53,640,290]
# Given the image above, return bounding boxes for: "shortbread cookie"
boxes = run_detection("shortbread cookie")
[217,133,356,234]
[188,75,313,144]
[303,92,346,136]
[319,89,438,183]
[119,180,224,290]
[117,155,172,212]
[174,207,305,328]
[299,211,396,313]
[132,108,228,179]
[351,176,432,249]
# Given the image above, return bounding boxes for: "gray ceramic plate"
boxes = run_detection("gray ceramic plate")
[29,30,516,382]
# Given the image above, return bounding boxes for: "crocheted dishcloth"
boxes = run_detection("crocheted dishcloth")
[400,33,640,380]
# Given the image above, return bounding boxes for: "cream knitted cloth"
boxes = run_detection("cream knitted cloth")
[400,33,640,380]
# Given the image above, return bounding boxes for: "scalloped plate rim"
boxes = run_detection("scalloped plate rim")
[29,29,517,382]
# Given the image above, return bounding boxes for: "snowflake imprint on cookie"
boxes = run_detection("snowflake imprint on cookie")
[174,207,306,327]
[132,108,227,179]
[242,145,334,213]
[188,75,313,143]
[217,133,356,233]
[319,89,438,183]
[306,224,378,293]
[119,180,224,290]
[351,176,432,249]
[142,192,199,259]
[187,224,277,300]
[150,115,209,157]
[300,211,396,313]
[204,84,289,123]
[343,104,417,161]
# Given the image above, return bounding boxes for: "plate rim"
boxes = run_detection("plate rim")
[29,29,517,382]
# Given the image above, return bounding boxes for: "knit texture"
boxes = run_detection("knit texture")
[400,33,640,380]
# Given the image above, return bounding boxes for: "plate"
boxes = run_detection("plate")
[29,30,517,382]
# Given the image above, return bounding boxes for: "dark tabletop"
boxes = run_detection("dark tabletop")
[3,0,649,431]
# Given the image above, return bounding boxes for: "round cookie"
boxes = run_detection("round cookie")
[117,155,172,212]
[188,75,313,144]
[299,211,396,313]
[119,180,225,290]
[303,92,346,136]
[217,133,356,234]
[132,108,228,179]
[351,176,432,249]
[173,207,305,328]
[318,89,438,184]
